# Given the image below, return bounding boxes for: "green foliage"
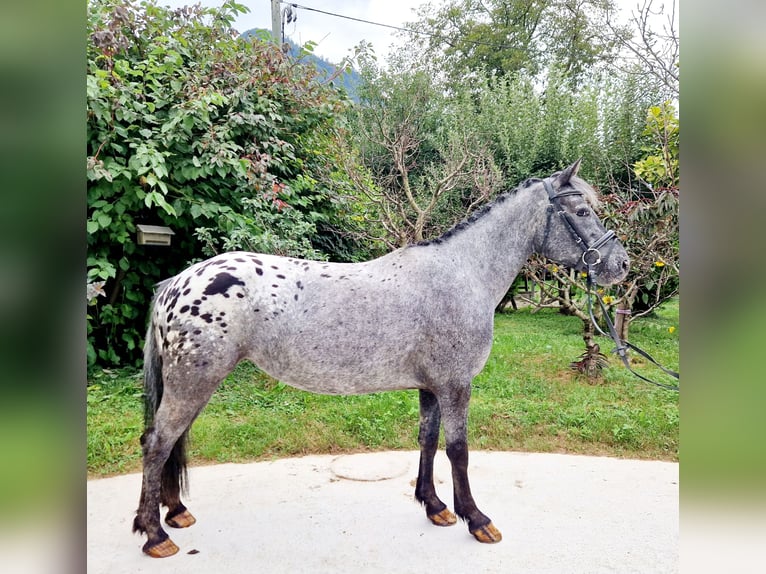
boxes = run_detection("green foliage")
[599,102,679,316]
[350,58,666,250]
[348,55,504,245]
[406,0,620,86]
[633,101,680,188]
[87,0,367,367]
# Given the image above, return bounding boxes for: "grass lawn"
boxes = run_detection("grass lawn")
[87,299,679,477]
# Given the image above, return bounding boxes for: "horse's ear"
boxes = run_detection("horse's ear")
[557,159,582,185]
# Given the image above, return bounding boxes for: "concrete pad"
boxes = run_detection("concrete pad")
[87,451,678,573]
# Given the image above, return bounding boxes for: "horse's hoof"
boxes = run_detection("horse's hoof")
[144,538,180,558]
[471,522,502,543]
[166,509,196,528]
[428,508,457,527]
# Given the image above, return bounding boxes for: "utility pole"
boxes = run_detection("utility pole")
[270,0,282,44]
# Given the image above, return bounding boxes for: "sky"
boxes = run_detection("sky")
[158,0,679,66]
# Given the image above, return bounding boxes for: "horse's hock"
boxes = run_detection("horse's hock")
[330,452,411,482]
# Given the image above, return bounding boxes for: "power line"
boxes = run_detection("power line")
[280,1,519,52]
[282,2,420,35]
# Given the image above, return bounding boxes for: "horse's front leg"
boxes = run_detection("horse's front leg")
[439,383,502,543]
[415,389,457,527]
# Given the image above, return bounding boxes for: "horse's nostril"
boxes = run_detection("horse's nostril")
[621,259,629,271]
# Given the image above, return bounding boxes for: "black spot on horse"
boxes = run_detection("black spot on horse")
[321,274,331,278]
[200,313,213,323]
[190,306,199,316]
[182,288,191,296]
[256,268,263,276]
[296,281,303,289]
[294,294,299,301]
[203,272,246,297]
[179,305,190,314]
[276,274,286,279]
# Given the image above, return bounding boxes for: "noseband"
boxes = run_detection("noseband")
[541,178,616,267]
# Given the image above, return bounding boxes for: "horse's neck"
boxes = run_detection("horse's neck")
[439,186,546,304]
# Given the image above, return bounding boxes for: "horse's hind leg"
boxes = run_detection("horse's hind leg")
[439,383,502,543]
[134,386,215,557]
[161,429,196,529]
[415,389,456,527]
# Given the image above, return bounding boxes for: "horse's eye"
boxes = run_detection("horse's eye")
[576,208,589,217]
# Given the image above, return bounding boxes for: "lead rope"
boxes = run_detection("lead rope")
[586,274,679,392]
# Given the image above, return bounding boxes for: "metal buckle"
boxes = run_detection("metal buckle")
[582,247,602,266]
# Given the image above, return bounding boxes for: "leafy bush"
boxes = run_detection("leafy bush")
[87,0,365,367]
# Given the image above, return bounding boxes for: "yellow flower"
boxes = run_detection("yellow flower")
[580,272,588,278]
[654,261,666,267]
[597,289,604,295]
[668,326,676,334]
[551,265,559,272]
[602,295,614,305]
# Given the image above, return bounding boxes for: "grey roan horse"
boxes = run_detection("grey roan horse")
[133,160,629,557]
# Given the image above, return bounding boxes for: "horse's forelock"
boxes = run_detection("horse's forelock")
[571,175,601,210]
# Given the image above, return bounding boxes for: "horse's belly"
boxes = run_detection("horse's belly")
[247,347,420,396]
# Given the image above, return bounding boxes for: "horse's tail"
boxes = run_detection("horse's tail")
[142,279,189,496]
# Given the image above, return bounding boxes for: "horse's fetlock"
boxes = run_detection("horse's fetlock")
[132,515,147,535]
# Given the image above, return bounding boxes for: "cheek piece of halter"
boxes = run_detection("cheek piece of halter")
[541,178,679,391]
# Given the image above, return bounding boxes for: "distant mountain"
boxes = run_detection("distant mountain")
[240,28,361,102]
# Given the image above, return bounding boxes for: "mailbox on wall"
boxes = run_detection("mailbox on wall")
[137,225,175,246]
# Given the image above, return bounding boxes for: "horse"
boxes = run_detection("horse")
[132,160,630,557]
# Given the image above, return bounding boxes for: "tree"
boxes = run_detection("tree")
[87,0,365,366]
[602,0,679,99]
[605,100,679,339]
[403,0,621,86]
[347,54,502,247]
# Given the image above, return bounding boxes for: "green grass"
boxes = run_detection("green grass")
[87,299,679,477]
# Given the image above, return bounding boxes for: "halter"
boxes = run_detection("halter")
[541,178,617,267]
[541,178,679,391]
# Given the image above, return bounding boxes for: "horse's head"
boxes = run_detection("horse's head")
[536,160,629,286]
